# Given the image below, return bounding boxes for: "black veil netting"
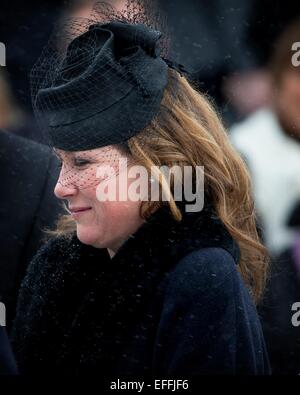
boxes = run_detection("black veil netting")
[31,0,186,191]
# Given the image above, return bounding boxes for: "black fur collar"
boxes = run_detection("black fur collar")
[13,201,240,374]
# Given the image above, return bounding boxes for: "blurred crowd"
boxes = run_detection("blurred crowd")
[0,0,300,375]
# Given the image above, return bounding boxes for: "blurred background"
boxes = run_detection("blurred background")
[0,0,300,374]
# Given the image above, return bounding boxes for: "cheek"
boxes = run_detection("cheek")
[94,200,141,230]
[93,201,124,223]
[80,186,98,204]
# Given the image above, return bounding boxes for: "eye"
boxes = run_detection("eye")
[74,158,91,167]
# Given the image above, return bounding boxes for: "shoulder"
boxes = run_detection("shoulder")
[162,246,260,325]
[166,247,242,305]
[154,247,270,374]
[163,246,262,339]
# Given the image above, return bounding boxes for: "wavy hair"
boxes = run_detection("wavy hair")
[50,69,268,303]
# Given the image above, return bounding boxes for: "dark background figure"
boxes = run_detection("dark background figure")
[230,16,300,374]
[0,130,63,329]
[0,0,95,144]
[0,0,65,114]
[158,0,300,123]
[158,0,256,120]
[230,17,300,256]
[225,0,300,121]
[0,0,94,333]
[0,0,67,144]
[1,0,300,128]
[259,201,300,375]
[247,0,300,67]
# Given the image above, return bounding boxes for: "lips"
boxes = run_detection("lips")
[68,206,92,220]
[68,206,92,214]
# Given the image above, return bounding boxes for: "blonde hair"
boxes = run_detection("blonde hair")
[51,69,268,303]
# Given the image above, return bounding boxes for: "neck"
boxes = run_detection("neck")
[107,248,116,259]
[106,237,127,259]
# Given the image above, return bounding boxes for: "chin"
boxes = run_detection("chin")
[76,226,103,247]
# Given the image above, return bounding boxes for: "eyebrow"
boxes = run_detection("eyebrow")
[73,152,97,161]
[53,150,94,162]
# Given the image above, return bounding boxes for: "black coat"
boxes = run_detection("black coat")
[259,248,300,374]
[0,130,63,328]
[258,200,300,374]
[11,202,271,375]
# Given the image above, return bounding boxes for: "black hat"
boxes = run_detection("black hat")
[33,19,169,151]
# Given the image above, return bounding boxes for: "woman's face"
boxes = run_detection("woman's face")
[54,145,146,256]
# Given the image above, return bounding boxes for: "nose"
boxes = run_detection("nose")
[54,179,78,199]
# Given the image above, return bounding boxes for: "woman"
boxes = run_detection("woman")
[11,5,270,375]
